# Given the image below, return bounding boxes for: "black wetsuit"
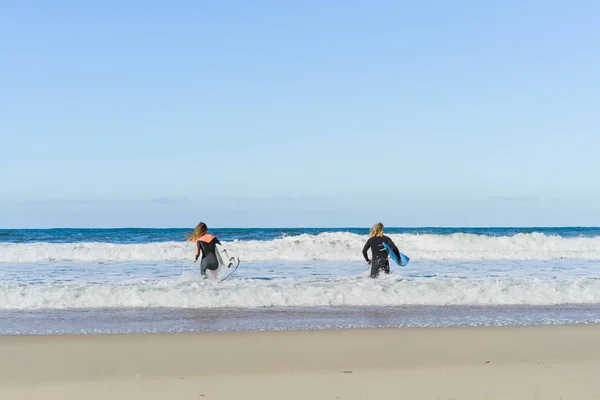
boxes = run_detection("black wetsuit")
[362,235,400,278]
[195,234,221,277]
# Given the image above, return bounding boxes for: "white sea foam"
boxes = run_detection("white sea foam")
[2,232,600,263]
[2,276,600,309]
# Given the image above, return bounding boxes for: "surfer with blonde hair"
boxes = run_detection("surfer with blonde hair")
[362,222,401,278]
[187,222,222,277]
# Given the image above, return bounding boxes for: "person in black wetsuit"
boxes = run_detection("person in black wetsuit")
[186,222,221,277]
[362,222,401,278]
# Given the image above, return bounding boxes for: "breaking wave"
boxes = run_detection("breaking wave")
[1,232,600,263]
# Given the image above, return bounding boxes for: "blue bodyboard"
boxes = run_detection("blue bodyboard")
[382,242,410,267]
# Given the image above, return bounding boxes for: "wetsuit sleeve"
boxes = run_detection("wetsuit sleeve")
[215,237,221,245]
[385,236,401,259]
[195,241,202,261]
[362,238,372,262]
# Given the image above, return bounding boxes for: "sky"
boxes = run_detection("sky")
[1,0,599,228]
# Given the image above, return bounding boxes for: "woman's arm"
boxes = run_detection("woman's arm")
[194,240,202,262]
[362,238,372,263]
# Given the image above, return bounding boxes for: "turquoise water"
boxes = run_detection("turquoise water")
[2,227,600,243]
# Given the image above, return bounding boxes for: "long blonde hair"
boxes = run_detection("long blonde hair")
[186,222,207,242]
[370,222,384,237]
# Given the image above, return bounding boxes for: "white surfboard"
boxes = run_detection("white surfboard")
[211,243,240,282]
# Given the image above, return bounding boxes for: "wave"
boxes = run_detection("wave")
[2,276,600,309]
[1,232,600,263]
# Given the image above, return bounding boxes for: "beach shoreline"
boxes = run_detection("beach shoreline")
[2,324,600,399]
[4,304,600,335]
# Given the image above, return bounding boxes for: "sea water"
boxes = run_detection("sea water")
[1,227,600,334]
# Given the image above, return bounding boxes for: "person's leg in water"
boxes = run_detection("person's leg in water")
[200,253,219,278]
[370,259,390,279]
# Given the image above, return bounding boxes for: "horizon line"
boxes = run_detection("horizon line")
[2,225,600,230]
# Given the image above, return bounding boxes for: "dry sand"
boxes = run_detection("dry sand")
[1,325,600,399]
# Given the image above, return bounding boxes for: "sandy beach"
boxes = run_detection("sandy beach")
[1,324,600,399]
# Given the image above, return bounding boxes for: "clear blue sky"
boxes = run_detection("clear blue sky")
[1,0,599,228]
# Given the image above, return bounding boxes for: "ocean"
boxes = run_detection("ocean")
[2,227,600,335]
